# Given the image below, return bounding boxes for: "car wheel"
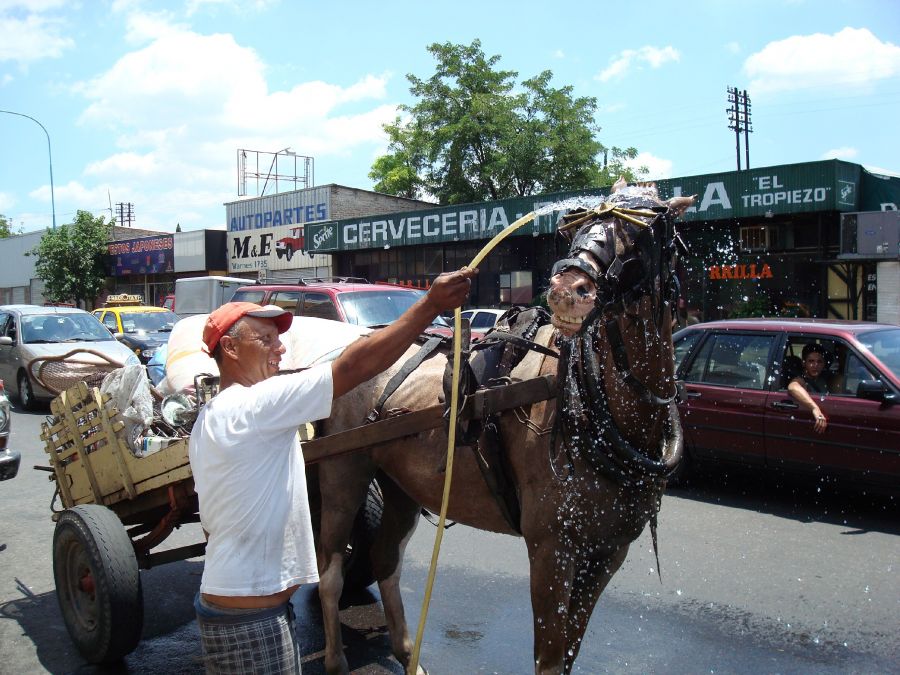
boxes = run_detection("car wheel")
[285,245,294,261]
[18,370,37,411]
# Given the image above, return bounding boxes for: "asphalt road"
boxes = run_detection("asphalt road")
[1,401,897,674]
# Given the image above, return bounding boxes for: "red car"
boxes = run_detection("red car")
[230,277,445,329]
[672,319,900,492]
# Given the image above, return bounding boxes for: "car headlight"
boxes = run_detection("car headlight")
[125,353,141,367]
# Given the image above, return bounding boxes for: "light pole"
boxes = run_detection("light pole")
[1,109,57,229]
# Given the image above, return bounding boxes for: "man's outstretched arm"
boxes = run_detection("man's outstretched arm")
[331,268,477,399]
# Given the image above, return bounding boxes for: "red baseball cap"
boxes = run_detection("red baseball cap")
[202,302,293,354]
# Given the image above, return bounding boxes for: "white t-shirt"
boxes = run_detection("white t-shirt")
[189,364,334,596]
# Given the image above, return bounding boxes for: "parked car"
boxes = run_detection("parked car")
[231,278,444,329]
[461,308,507,332]
[0,305,141,409]
[0,380,18,481]
[92,296,177,364]
[671,318,900,491]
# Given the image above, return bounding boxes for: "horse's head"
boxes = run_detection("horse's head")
[547,179,695,336]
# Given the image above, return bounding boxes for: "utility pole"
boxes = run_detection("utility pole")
[726,87,753,171]
[116,202,134,227]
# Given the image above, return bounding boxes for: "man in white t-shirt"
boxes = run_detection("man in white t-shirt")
[189,269,475,673]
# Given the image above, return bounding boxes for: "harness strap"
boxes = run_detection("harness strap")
[551,257,599,285]
[472,331,559,359]
[367,336,444,423]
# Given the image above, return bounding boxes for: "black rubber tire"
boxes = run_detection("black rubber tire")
[18,370,37,411]
[343,480,383,590]
[285,245,294,261]
[52,505,143,664]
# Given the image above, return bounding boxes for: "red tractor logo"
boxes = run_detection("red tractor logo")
[275,227,304,262]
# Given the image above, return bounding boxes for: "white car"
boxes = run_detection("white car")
[461,308,507,332]
[0,305,141,409]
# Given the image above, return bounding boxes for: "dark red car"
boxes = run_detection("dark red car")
[230,277,449,330]
[672,319,900,492]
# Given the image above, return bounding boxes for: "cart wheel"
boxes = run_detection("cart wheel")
[53,505,143,664]
[344,480,383,590]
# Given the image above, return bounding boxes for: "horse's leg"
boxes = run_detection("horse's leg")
[370,473,425,673]
[527,536,575,675]
[317,457,376,675]
[561,547,629,672]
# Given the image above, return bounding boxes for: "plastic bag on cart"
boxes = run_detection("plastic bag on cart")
[101,365,154,456]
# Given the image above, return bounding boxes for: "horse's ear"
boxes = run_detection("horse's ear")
[612,176,628,193]
[666,194,696,217]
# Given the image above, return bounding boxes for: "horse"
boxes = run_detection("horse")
[314,180,696,674]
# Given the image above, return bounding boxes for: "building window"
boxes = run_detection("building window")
[740,225,779,252]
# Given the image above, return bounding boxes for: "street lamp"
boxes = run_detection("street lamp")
[0,109,57,229]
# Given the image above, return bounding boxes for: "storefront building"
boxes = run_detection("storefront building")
[105,229,229,306]
[302,160,900,323]
[224,184,433,282]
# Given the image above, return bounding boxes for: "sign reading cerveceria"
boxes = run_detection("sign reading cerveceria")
[305,159,867,253]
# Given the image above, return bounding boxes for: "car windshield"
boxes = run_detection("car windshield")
[119,311,177,333]
[857,328,900,379]
[338,290,426,327]
[21,313,115,344]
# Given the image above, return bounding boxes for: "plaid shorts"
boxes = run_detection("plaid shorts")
[194,593,301,674]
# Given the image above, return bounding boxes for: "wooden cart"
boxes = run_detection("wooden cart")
[40,374,556,664]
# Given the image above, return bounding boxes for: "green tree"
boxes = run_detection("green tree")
[0,213,21,238]
[31,210,113,308]
[369,40,644,204]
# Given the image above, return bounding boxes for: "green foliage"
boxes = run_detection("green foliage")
[0,213,22,238]
[30,210,112,307]
[371,40,644,204]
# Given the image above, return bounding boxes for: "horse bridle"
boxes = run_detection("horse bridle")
[550,198,684,486]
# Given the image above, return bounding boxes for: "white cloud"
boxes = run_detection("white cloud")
[0,191,16,211]
[821,146,858,160]
[624,152,673,180]
[68,15,398,231]
[553,49,565,59]
[0,3,74,64]
[596,46,680,82]
[725,41,741,55]
[744,27,900,94]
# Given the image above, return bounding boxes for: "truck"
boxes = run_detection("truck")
[173,275,248,319]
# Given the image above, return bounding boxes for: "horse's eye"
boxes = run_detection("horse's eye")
[576,285,592,298]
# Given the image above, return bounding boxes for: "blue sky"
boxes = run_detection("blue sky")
[1,0,898,234]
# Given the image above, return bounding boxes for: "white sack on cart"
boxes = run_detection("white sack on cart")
[101,365,154,455]
[159,313,372,396]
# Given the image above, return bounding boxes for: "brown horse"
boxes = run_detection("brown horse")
[315,181,696,674]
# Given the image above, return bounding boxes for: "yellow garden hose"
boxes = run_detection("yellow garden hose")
[408,210,537,674]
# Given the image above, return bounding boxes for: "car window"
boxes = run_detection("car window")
[20,313,115,343]
[857,327,900,380]
[338,290,425,327]
[685,333,774,389]
[673,330,703,373]
[231,290,267,304]
[119,311,176,333]
[270,291,302,314]
[0,313,13,340]
[300,293,341,321]
[101,312,119,331]
[471,311,499,330]
[461,310,474,321]
[782,335,846,391]
[830,351,879,397]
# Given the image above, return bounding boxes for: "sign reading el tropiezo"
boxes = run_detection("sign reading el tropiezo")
[106,236,174,276]
[305,160,870,253]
